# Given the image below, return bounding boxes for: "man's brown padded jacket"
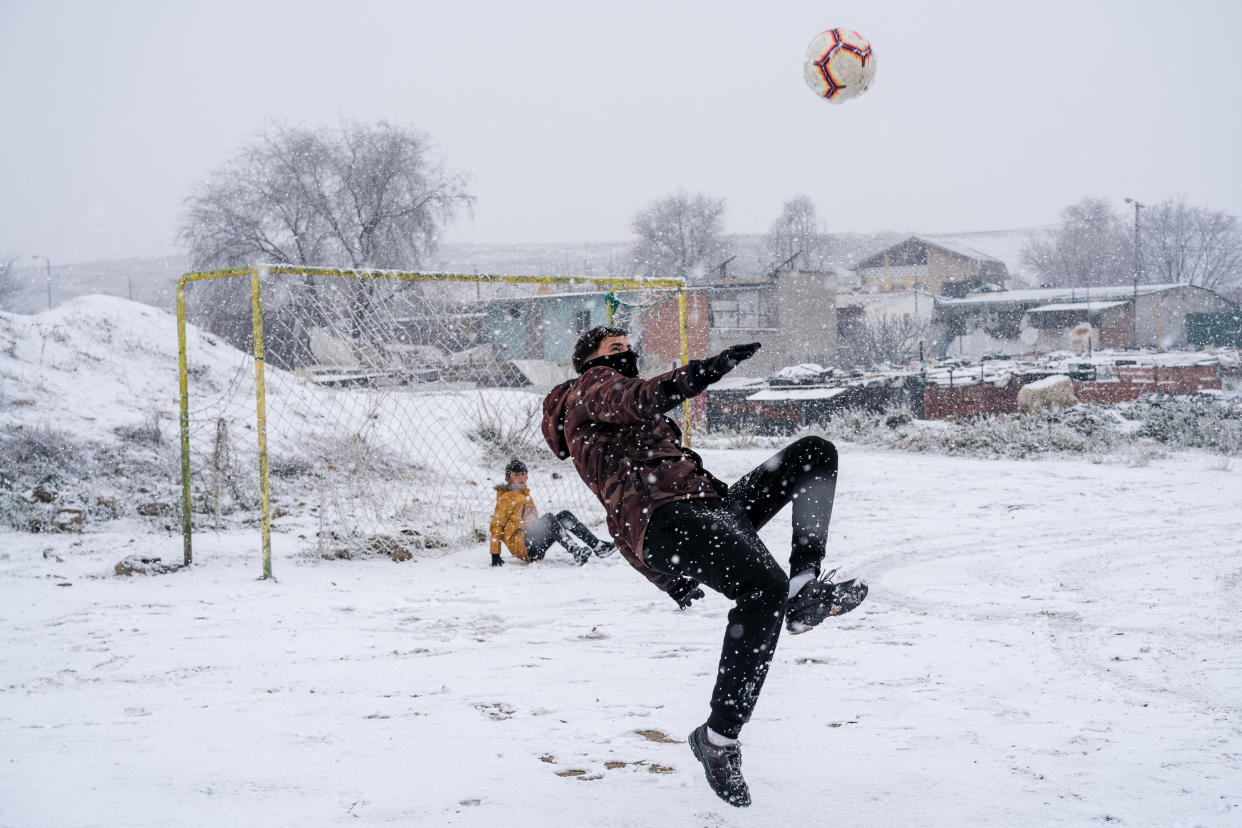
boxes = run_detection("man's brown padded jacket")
[541,363,726,593]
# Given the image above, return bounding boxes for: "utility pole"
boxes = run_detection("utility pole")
[32,255,51,310]
[1124,198,1145,347]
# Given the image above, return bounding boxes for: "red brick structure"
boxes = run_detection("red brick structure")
[636,291,710,421]
[923,364,1222,418]
[923,384,1020,418]
[638,290,709,367]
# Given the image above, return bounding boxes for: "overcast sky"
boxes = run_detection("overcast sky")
[2,0,1240,264]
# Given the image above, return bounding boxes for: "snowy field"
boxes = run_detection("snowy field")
[2,444,1240,827]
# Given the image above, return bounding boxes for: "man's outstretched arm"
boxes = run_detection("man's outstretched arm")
[576,343,761,425]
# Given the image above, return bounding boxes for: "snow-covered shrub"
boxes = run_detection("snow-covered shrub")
[885,410,914,429]
[1123,397,1242,455]
[722,426,765,449]
[467,395,541,461]
[0,425,182,531]
[813,404,1124,459]
[113,411,164,446]
[1,424,78,466]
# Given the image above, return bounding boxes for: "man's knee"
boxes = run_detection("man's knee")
[787,435,837,474]
[555,510,574,522]
[738,564,788,611]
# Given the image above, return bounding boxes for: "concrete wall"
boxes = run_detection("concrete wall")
[842,290,937,324]
[1134,286,1236,349]
[776,270,837,368]
[706,271,837,376]
[709,326,783,376]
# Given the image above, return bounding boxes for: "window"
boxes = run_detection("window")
[709,289,776,330]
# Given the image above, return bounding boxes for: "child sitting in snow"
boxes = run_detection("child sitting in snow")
[488,458,615,567]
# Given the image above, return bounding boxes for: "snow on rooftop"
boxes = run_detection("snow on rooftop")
[915,235,999,262]
[941,283,1187,306]
[836,290,936,309]
[921,227,1049,287]
[774,363,827,379]
[747,386,850,401]
[709,374,767,390]
[1026,300,1129,313]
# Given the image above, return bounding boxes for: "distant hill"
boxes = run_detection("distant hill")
[2,256,188,315]
[0,227,1046,314]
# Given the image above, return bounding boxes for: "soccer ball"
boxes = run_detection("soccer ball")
[803,28,876,103]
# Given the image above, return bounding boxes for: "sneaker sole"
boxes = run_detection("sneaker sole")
[785,582,868,634]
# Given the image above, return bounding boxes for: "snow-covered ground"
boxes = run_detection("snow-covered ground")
[2,444,1240,827]
[2,296,1240,826]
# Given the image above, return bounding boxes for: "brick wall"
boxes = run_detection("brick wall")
[922,364,1221,419]
[923,384,1019,418]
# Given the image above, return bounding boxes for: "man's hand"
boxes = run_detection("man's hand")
[668,577,705,609]
[689,342,762,391]
[717,342,762,367]
[491,554,505,567]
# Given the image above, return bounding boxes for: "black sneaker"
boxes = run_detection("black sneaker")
[593,542,616,558]
[687,724,750,808]
[785,568,868,634]
[571,545,592,566]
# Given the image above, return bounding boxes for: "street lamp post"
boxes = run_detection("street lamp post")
[1123,198,1144,347]
[32,255,51,310]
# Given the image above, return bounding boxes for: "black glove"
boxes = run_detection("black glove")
[491,554,505,567]
[688,342,761,391]
[667,577,705,609]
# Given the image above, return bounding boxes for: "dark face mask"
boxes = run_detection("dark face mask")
[583,349,639,378]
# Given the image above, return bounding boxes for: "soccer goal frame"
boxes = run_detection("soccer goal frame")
[176,264,690,579]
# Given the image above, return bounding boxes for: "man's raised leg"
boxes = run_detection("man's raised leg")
[727,435,838,575]
[727,435,865,633]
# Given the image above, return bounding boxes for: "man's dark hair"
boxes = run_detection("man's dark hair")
[504,458,527,476]
[572,325,629,374]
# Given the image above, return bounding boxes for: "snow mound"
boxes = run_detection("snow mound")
[0,295,238,439]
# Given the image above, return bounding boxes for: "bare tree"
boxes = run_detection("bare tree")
[764,195,829,271]
[0,255,17,309]
[838,313,931,369]
[1142,199,1242,291]
[178,120,473,357]
[179,120,473,271]
[630,192,728,281]
[1022,197,1133,288]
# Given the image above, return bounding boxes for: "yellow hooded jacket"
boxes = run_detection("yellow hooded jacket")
[489,484,538,561]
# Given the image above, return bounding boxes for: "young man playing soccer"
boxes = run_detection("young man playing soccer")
[541,326,867,807]
[488,458,615,567]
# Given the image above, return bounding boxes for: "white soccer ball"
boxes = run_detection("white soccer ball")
[803,28,876,103]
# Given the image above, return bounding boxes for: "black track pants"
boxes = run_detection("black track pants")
[642,436,839,738]
[525,510,604,561]
[727,434,839,577]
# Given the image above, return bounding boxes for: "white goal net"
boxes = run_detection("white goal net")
[176,266,688,574]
